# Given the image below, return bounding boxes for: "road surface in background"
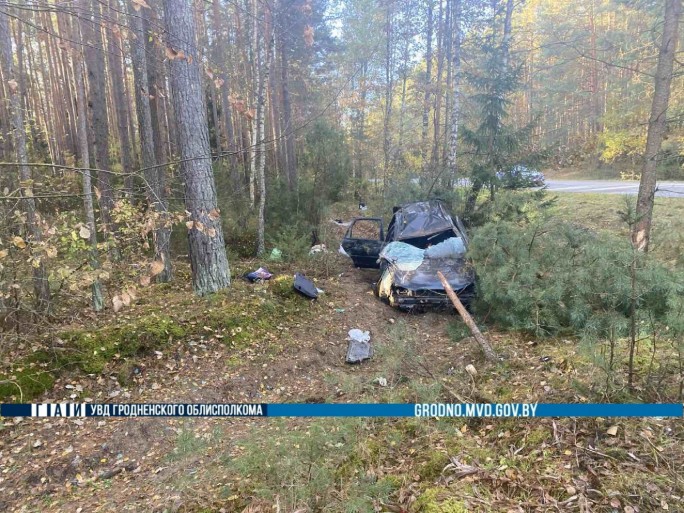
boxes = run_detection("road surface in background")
[544,180,684,197]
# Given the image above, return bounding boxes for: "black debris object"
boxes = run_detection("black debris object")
[293,273,318,299]
[244,267,273,283]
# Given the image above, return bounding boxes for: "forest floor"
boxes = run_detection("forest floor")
[1,195,683,513]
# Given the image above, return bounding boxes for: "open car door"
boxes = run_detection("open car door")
[340,218,385,268]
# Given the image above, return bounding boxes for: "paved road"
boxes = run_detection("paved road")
[544,179,684,198]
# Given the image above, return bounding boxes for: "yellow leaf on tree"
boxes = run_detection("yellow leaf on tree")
[130,0,150,11]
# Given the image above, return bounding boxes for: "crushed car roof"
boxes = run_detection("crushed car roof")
[388,200,459,241]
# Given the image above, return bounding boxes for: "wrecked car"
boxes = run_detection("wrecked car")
[340,200,475,311]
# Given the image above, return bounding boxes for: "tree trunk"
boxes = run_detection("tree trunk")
[421,1,433,173]
[447,0,462,185]
[382,2,394,196]
[212,0,237,168]
[107,0,135,200]
[129,1,172,282]
[279,23,297,191]
[256,11,273,256]
[431,0,444,172]
[73,18,104,312]
[438,272,497,362]
[163,0,231,295]
[632,0,681,252]
[0,11,51,311]
[80,0,116,243]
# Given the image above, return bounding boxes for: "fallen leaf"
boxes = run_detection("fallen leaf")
[121,292,131,307]
[150,260,165,276]
[12,236,26,249]
[112,296,124,313]
[140,275,151,287]
[606,425,619,436]
[79,226,91,239]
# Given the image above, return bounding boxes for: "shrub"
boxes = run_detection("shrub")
[268,223,312,263]
[468,218,681,339]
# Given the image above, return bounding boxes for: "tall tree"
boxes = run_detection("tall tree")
[277,0,298,191]
[80,0,115,237]
[129,1,172,281]
[0,11,51,311]
[163,0,231,295]
[632,0,682,252]
[107,0,135,199]
[421,0,434,172]
[73,16,104,312]
[256,7,273,256]
[446,0,462,185]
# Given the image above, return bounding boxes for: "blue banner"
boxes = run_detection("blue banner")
[0,402,681,418]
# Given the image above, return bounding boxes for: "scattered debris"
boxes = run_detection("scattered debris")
[358,202,368,211]
[346,329,372,363]
[373,377,387,387]
[331,218,352,227]
[309,244,328,255]
[244,267,273,283]
[334,308,345,313]
[293,273,319,299]
[465,364,478,377]
[268,248,283,261]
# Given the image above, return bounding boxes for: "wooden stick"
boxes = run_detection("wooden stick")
[437,271,497,362]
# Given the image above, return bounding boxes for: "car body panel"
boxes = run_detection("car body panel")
[342,200,476,311]
[340,217,384,268]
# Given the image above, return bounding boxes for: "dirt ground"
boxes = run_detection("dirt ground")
[1,250,683,512]
[0,258,455,511]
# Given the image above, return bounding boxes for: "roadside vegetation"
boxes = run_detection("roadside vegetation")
[1,0,683,510]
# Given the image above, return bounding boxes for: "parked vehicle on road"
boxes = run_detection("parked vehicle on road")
[496,165,545,188]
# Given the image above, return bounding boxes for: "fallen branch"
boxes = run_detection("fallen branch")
[437,271,497,362]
